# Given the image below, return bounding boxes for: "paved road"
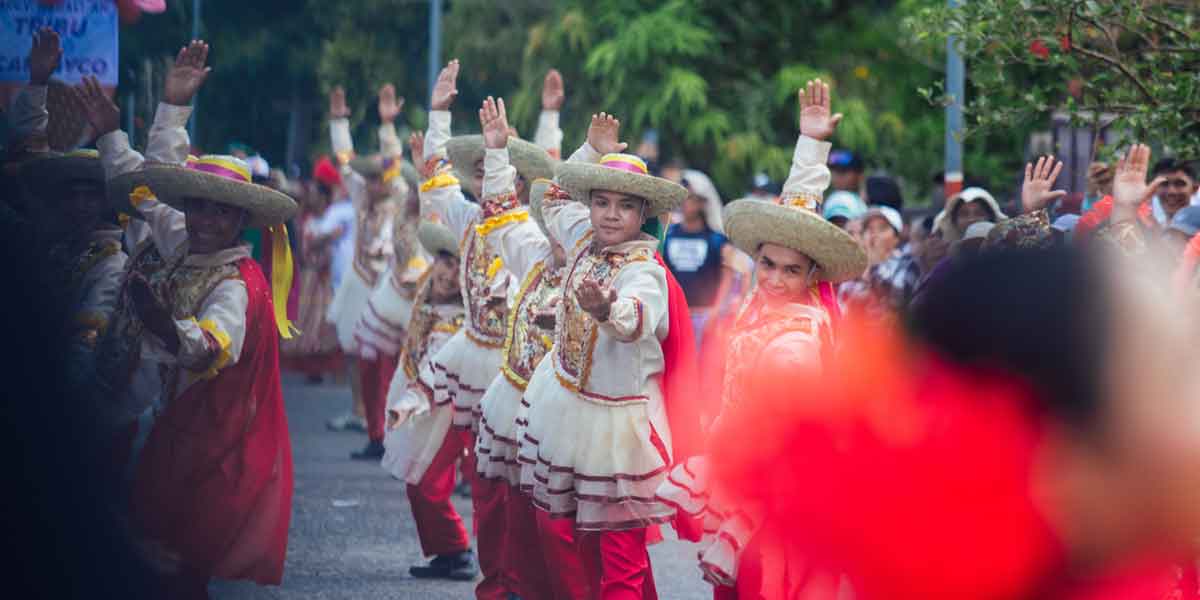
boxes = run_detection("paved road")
[211,373,709,599]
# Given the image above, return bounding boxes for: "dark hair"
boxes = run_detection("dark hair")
[907,246,1110,425]
[866,176,903,211]
[1152,157,1197,181]
[435,249,458,262]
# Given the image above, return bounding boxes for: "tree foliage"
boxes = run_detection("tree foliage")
[905,0,1200,162]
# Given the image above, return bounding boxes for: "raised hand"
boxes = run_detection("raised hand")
[409,131,431,176]
[479,96,510,150]
[162,40,211,106]
[29,27,62,85]
[1112,144,1165,211]
[73,75,120,137]
[542,69,565,111]
[430,59,460,111]
[378,83,403,124]
[799,79,843,142]
[575,277,617,322]
[329,85,350,119]
[1021,155,1068,213]
[587,113,628,155]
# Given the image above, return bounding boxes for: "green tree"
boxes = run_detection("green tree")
[906,0,1200,162]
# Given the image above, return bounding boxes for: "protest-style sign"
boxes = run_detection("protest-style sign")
[0,1,119,86]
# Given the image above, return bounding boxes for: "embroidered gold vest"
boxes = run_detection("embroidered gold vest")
[459,226,507,347]
[500,260,564,390]
[400,269,465,381]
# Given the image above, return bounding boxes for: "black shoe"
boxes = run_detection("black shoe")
[350,440,385,460]
[454,479,471,498]
[305,374,324,385]
[409,550,479,581]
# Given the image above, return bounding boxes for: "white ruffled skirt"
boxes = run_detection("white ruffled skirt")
[380,361,453,484]
[352,273,413,361]
[475,373,525,484]
[655,456,763,587]
[428,329,503,430]
[326,268,376,354]
[518,359,675,531]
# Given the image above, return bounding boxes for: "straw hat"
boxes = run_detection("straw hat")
[46,80,91,152]
[418,221,460,258]
[446,135,555,187]
[19,149,104,194]
[556,153,686,217]
[723,195,867,283]
[528,178,554,237]
[108,155,298,228]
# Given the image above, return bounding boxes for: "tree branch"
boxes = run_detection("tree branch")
[1070,45,1158,105]
[1144,13,1191,40]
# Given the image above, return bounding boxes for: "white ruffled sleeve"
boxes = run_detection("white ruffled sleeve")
[533,110,563,159]
[598,260,668,343]
[780,136,832,208]
[75,250,127,334]
[8,85,47,143]
[174,278,249,379]
[144,103,193,165]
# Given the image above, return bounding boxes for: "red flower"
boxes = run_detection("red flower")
[1030,39,1051,59]
[1059,34,1072,52]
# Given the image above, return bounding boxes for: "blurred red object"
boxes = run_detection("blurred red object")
[1030,39,1051,59]
[708,321,1063,599]
[118,0,167,25]
[313,156,342,188]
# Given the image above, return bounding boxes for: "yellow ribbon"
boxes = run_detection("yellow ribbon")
[420,172,460,193]
[269,224,299,339]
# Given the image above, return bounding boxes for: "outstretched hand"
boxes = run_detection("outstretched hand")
[378,83,403,123]
[799,79,842,142]
[575,277,617,322]
[73,75,121,137]
[431,59,460,111]
[162,40,211,106]
[329,86,350,119]
[587,113,628,155]
[479,96,510,150]
[29,27,62,85]
[542,69,565,111]
[1112,144,1165,211]
[409,131,431,176]
[1021,155,1068,213]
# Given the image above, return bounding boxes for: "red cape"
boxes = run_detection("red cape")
[131,257,293,585]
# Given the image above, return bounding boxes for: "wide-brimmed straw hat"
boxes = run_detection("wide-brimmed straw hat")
[46,80,91,152]
[723,194,867,283]
[108,155,298,227]
[556,153,686,217]
[19,149,105,194]
[528,178,554,238]
[446,135,555,186]
[418,221,460,258]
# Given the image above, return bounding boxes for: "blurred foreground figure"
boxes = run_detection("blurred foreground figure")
[708,245,1200,600]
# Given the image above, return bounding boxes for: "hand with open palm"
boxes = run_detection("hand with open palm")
[163,40,211,106]
[799,79,843,142]
[586,113,628,155]
[431,60,460,111]
[479,96,510,150]
[1021,155,1067,213]
[378,83,403,124]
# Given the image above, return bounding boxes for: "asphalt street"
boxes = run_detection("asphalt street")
[210,373,709,599]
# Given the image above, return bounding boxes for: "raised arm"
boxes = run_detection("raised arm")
[534,69,565,159]
[377,83,405,159]
[565,111,627,164]
[8,28,60,149]
[419,60,480,240]
[782,79,839,207]
[478,96,551,277]
[577,260,669,344]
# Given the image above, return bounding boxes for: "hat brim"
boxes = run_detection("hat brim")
[446,135,556,189]
[20,155,105,194]
[556,162,686,217]
[46,80,92,152]
[528,178,553,238]
[723,199,868,283]
[349,156,383,178]
[108,165,298,228]
[418,221,460,258]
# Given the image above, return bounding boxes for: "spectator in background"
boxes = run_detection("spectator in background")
[865,174,903,211]
[1165,206,1200,264]
[829,149,865,201]
[823,189,867,230]
[664,169,738,350]
[934,186,1007,242]
[1150,158,1199,225]
[1084,161,1113,212]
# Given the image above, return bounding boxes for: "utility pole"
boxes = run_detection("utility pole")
[189,0,202,141]
[944,0,965,205]
[428,0,442,107]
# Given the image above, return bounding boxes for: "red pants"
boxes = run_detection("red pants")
[406,426,471,557]
[505,486,554,600]
[358,354,399,442]
[536,508,592,599]
[578,527,658,600]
